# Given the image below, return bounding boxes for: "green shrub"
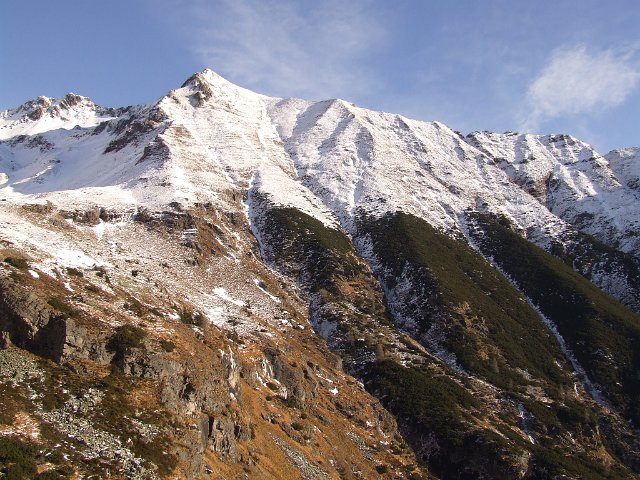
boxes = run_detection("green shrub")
[531,445,622,479]
[0,436,38,479]
[65,267,83,277]
[260,207,363,284]
[364,359,525,477]
[160,339,176,352]
[358,212,570,392]
[107,324,146,358]
[47,297,79,318]
[4,257,29,270]
[365,360,479,446]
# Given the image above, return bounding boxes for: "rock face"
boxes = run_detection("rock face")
[1,68,640,479]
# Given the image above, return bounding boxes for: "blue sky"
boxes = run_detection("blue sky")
[2,0,639,152]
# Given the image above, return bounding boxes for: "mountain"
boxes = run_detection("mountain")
[1,68,639,479]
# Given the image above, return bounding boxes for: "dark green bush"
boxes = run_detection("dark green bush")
[160,339,176,352]
[358,212,570,392]
[4,257,29,270]
[365,360,479,445]
[47,297,79,318]
[107,324,146,357]
[65,267,83,277]
[364,360,527,477]
[0,436,38,479]
[531,445,626,479]
[260,207,362,285]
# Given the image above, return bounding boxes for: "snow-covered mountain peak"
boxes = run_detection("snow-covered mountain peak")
[181,69,222,91]
[1,70,639,257]
[466,131,598,165]
[468,130,640,255]
[608,146,640,157]
[199,67,234,85]
[605,147,640,191]
[0,92,117,140]
[176,68,270,111]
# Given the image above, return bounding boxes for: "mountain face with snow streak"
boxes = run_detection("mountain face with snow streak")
[467,131,640,256]
[1,69,640,479]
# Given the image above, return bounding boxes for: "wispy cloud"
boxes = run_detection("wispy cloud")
[521,45,640,131]
[185,0,385,101]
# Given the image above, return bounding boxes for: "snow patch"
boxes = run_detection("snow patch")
[55,249,101,269]
[253,278,280,302]
[213,287,246,307]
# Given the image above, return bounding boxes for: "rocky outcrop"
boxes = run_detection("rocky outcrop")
[0,274,103,362]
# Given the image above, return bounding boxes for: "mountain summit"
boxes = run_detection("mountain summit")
[1,69,640,479]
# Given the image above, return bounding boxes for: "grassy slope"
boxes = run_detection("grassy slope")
[258,206,638,478]
[357,212,571,393]
[469,212,640,426]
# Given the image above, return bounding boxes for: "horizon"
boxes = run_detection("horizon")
[2,1,639,153]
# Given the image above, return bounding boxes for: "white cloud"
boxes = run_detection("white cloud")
[521,45,640,130]
[186,0,385,101]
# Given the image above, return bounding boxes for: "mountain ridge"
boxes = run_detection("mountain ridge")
[1,68,640,479]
